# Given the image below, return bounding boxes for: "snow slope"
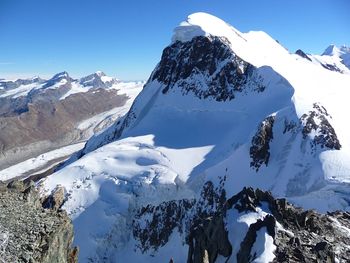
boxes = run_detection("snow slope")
[41,12,350,262]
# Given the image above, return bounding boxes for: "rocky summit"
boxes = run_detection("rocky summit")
[0,180,77,263]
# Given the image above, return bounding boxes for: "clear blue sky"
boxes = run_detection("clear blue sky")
[1,0,349,80]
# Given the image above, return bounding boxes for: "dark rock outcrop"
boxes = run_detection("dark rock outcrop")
[320,63,343,73]
[133,182,350,263]
[42,185,66,211]
[133,199,194,252]
[250,115,275,171]
[295,49,312,62]
[300,102,341,150]
[0,180,78,263]
[187,215,232,263]
[152,35,265,101]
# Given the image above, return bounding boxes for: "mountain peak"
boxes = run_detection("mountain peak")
[321,44,350,70]
[51,71,70,80]
[42,71,71,89]
[79,72,117,88]
[172,12,243,43]
[322,44,350,56]
[322,44,340,56]
[95,70,106,77]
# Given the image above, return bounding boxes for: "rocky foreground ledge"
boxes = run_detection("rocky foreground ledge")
[0,180,78,263]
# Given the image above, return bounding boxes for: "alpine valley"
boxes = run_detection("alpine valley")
[1,12,350,263]
[0,72,143,180]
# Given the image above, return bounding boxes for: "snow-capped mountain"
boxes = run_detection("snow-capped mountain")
[40,13,350,262]
[295,44,350,74]
[322,44,350,68]
[0,72,143,176]
[0,70,119,101]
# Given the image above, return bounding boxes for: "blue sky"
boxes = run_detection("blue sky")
[0,0,349,80]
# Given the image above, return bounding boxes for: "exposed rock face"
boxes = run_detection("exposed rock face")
[295,49,312,62]
[249,102,341,173]
[133,182,350,263]
[250,115,275,171]
[152,36,265,101]
[42,185,66,211]
[187,215,232,263]
[133,199,194,252]
[320,63,343,73]
[0,180,77,263]
[300,103,341,150]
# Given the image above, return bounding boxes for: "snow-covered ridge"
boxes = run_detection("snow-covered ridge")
[0,71,121,100]
[172,12,245,43]
[40,12,350,262]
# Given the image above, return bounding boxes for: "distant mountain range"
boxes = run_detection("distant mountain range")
[0,71,143,176]
[296,44,350,74]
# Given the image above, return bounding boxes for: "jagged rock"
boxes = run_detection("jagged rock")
[133,183,350,263]
[187,215,232,263]
[320,63,343,73]
[152,35,265,101]
[42,185,66,211]
[133,199,195,252]
[300,103,341,150]
[295,49,312,62]
[250,115,275,171]
[0,180,78,263]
